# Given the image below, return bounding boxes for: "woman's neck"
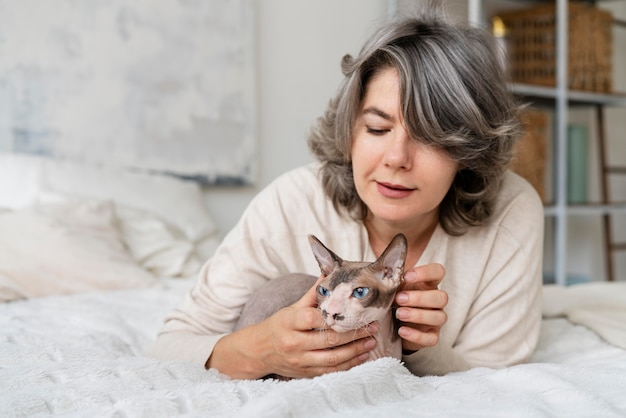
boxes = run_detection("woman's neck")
[365,213,438,268]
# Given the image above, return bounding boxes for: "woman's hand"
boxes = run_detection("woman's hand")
[207,277,378,380]
[394,263,448,354]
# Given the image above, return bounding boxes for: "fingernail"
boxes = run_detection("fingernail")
[404,271,417,282]
[398,326,412,338]
[364,339,377,350]
[396,308,410,320]
[358,353,370,361]
[396,292,408,304]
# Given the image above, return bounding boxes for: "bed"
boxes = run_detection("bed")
[2,154,626,417]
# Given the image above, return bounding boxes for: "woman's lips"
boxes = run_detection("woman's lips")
[376,181,415,198]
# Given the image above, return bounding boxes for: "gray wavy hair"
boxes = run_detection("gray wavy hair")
[308,11,523,236]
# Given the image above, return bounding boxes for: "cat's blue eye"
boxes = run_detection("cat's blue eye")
[352,287,369,299]
[317,285,330,297]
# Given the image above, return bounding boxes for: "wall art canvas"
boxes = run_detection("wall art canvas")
[0,0,257,185]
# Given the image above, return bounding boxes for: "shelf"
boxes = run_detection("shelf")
[478,0,626,283]
[509,83,626,107]
[544,203,626,217]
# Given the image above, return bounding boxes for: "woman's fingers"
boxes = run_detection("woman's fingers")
[285,305,379,349]
[285,305,326,331]
[393,263,449,353]
[315,340,375,375]
[263,294,380,378]
[290,333,377,378]
[395,306,447,327]
[267,319,378,378]
[402,263,445,291]
[395,288,448,309]
[397,324,441,351]
[395,304,447,352]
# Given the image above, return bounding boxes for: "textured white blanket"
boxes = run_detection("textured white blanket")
[2,280,626,417]
[543,282,626,350]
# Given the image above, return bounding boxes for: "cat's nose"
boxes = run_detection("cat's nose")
[321,310,344,322]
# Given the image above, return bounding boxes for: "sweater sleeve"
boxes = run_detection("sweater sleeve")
[147,164,360,366]
[403,172,544,376]
[455,220,544,369]
[148,168,320,365]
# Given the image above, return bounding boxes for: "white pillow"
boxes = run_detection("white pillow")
[36,191,207,278]
[0,201,156,302]
[114,205,203,277]
[0,153,218,242]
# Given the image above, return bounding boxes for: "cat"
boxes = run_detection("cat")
[234,233,407,367]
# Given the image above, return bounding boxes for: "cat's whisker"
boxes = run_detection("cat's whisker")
[362,324,374,338]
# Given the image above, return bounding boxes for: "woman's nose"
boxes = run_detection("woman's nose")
[383,130,413,170]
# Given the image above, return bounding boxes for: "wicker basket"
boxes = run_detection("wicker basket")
[510,109,548,202]
[497,3,613,93]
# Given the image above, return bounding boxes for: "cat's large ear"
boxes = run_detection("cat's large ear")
[308,235,343,277]
[372,233,407,283]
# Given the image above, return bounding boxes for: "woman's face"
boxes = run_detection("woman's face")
[351,67,459,229]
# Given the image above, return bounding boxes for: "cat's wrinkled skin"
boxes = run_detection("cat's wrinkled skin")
[234,234,407,373]
[308,233,406,361]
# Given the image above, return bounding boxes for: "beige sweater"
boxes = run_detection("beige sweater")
[150,163,544,376]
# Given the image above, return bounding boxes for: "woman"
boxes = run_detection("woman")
[150,11,543,379]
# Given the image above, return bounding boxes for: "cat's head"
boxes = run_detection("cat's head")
[307,234,407,332]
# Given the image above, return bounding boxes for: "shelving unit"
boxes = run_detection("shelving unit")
[509,83,626,107]
[468,0,626,285]
[516,84,626,282]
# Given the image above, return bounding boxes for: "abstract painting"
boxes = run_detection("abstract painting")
[0,0,256,185]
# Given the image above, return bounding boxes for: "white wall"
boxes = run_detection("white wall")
[203,0,389,234]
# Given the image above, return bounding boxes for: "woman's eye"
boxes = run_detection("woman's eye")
[317,285,330,297]
[366,127,389,136]
[352,287,369,299]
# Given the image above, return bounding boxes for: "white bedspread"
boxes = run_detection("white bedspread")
[543,282,626,350]
[2,280,626,418]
